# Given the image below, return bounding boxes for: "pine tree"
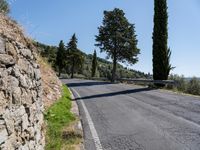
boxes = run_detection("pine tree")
[48,47,57,65]
[96,8,140,82]
[91,50,97,77]
[152,0,173,85]
[56,40,65,77]
[67,34,84,78]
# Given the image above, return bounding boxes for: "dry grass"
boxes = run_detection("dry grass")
[61,120,83,150]
[0,14,35,50]
[37,56,62,108]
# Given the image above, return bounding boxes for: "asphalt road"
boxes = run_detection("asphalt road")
[62,79,200,150]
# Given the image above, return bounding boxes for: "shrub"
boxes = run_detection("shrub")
[60,74,70,79]
[166,74,187,92]
[0,0,10,14]
[186,77,200,95]
[73,74,86,79]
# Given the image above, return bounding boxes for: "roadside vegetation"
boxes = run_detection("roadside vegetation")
[91,50,97,77]
[0,0,10,14]
[95,8,140,82]
[166,75,200,96]
[45,85,82,150]
[152,0,173,87]
[34,41,148,80]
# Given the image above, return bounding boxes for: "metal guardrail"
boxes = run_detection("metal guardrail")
[118,78,177,85]
[88,77,177,86]
[59,74,177,86]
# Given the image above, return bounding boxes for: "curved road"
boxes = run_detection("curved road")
[62,79,200,150]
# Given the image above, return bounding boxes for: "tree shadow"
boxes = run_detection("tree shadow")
[75,87,154,101]
[67,81,112,88]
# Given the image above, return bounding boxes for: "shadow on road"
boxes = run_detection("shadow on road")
[75,88,153,101]
[67,81,112,87]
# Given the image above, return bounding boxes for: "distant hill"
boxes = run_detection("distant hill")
[33,41,148,80]
[185,77,200,81]
[85,54,148,79]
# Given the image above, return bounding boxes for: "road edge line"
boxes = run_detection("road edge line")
[69,88,85,150]
[71,88,103,150]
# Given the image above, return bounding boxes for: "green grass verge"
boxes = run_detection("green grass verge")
[45,85,76,150]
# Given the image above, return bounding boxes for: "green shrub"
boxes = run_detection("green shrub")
[186,77,200,95]
[167,74,187,92]
[73,74,86,79]
[0,0,10,14]
[60,74,70,79]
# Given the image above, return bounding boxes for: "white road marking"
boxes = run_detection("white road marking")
[71,88,103,150]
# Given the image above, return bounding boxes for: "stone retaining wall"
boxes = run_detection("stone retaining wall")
[0,36,44,150]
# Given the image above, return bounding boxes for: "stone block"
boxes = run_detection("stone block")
[0,54,15,66]
[22,114,29,131]
[5,42,17,57]
[17,58,29,74]
[20,49,33,59]
[34,69,41,81]
[12,87,21,105]
[0,127,8,144]
[12,65,22,78]
[9,76,19,87]
[19,75,28,88]
[0,37,5,54]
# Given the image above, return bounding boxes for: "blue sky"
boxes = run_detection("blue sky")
[9,0,200,77]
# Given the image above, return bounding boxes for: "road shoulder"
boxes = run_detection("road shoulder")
[69,88,85,150]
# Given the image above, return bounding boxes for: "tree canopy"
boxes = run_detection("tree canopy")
[56,40,66,76]
[96,8,140,82]
[66,34,84,78]
[152,0,173,84]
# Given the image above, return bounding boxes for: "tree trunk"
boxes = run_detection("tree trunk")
[71,59,75,79]
[111,56,117,83]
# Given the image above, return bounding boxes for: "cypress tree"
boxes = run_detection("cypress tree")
[91,50,97,77]
[152,0,173,84]
[56,40,65,77]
